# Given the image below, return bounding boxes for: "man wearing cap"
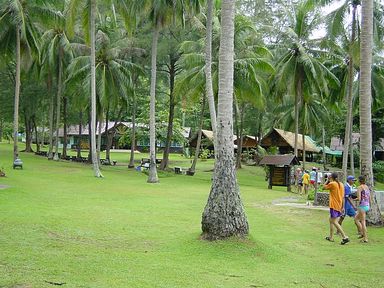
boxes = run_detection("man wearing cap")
[338,175,360,234]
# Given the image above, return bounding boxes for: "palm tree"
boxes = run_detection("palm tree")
[205,0,217,141]
[201,0,248,240]
[0,0,42,161]
[40,4,73,161]
[359,0,382,225]
[272,0,339,159]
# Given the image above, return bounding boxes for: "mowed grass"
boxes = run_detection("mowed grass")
[0,143,383,288]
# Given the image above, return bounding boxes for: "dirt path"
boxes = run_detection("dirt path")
[272,196,328,211]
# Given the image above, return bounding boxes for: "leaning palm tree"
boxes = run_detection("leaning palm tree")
[201,0,248,240]
[359,0,382,225]
[0,0,43,161]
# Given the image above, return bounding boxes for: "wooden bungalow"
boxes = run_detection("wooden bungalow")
[260,128,320,161]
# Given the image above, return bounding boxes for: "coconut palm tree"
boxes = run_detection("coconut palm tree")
[359,0,382,225]
[272,0,339,158]
[201,0,249,240]
[0,0,44,161]
[120,0,200,183]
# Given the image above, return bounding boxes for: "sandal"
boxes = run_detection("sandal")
[360,239,368,243]
[325,236,334,242]
[341,238,350,245]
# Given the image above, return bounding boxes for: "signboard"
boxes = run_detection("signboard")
[271,167,286,186]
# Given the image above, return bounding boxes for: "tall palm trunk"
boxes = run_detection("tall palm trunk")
[201,0,248,240]
[342,3,357,180]
[33,117,40,153]
[147,22,160,183]
[47,74,54,159]
[322,126,326,170]
[62,96,68,158]
[235,100,245,169]
[90,0,102,177]
[349,131,355,175]
[160,54,177,170]
[190,95,205,173]
[360,0,382,225]
[128,92,137,168]
[205,0,217,142]
[97,120,102,165]
[13,26,21,161]
[54,47,64,161]
[302,130,306,170]
[77,111,82,158]
[294,71,302,157]
[24,115,33,152]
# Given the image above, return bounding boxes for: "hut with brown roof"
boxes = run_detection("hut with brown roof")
[260,128,320,161]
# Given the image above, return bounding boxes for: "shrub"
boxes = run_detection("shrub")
[373,161,384,183]
[307,190,315,201]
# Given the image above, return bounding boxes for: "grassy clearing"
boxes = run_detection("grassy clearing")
[0,143,383,288]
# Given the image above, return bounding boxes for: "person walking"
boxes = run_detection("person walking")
[354,175,371,243]
[338,175,359,234]
[302,170,310,195]
[323,172,350,245]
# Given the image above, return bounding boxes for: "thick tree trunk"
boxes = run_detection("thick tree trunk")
[147,22,160,183]
[201,0,248,240]
[190,95,206,173]
[47,74,54,159]
[128,92,137,168]
[62,96,68,158]
[160,55,177,170]
[205,0,217,142]
[360,0,382,225]
[77,111,82,158]
[90,0,103,177]
[53,47,64,161]
[13,26,21,161]
[342,4,357,181]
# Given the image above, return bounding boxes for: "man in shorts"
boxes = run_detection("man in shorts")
[339,175,359,234]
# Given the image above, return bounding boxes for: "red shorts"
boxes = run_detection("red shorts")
[310,180,315,185]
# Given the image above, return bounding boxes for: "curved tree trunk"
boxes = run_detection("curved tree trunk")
[147,22,160,183]
[13,26,21,161]
[53,47,63,161]
[47,74,55,159]
[24,115,33,153]
[190,95,206,173]
[360,0,382,225]
[97,120,102,166]
[349,131,355,175]
[90,0,102,177]
[205,0,217,143]
[201,0,249,240]
[342,4,357,181]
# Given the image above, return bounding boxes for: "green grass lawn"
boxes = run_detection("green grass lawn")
[0,143,383,288]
